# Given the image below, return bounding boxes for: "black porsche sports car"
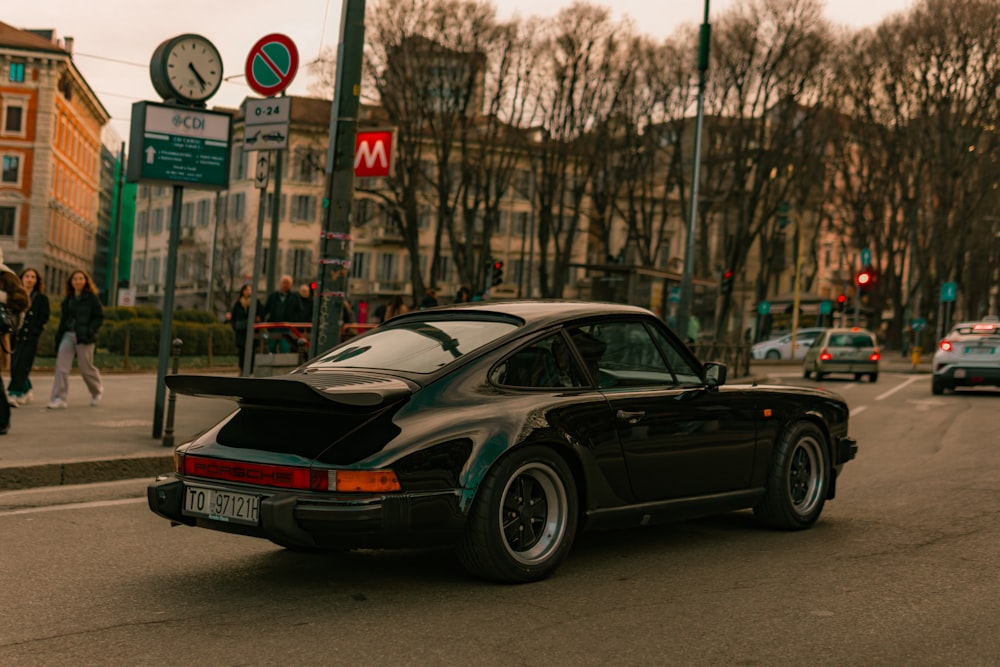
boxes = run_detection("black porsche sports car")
[149,301,857,583]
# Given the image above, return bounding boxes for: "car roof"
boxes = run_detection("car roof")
[388,300,654,328]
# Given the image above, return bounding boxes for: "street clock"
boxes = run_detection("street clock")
[150,34,224,105]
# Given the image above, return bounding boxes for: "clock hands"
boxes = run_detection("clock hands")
[188,62,207,91]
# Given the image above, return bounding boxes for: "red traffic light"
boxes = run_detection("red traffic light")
[837,294,847,303]
[722,269,733,280]
[494,261,503,270]
[856,270,872,286]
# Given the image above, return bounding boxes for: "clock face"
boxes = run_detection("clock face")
[152,34,224,104]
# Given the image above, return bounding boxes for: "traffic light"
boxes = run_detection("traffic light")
[856,268,874,293]
[837,293,847,312]
[721,268,733,293]
[777,201,791,229]
[491,260,504,286]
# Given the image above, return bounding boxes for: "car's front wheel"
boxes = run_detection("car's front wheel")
[457,446,578,584]
[766,350,780,360]
[754,422,830,530]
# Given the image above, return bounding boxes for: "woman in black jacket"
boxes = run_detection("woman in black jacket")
[7,268,50,406]
[47,270,104,409]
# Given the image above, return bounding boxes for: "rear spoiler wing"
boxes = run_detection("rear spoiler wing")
[165,374,412,408]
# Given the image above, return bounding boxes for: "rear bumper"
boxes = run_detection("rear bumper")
[933,365,1000,387]
[815,362,878,375]
[147,475,466,550]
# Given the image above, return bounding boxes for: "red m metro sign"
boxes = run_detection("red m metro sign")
[354,130,394,178]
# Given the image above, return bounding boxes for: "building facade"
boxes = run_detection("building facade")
[0,22,109,288]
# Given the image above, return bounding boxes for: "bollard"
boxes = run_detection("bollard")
[911,345,922,369]
[162,338,183,448]
[297,337,309,365]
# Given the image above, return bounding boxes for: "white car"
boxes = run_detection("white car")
[752,328,826,360]
[931,319,1000,394]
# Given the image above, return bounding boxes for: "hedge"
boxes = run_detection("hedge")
[36,319,237,357]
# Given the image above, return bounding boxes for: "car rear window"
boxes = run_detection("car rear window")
[828,333,875,348]
[306,319,519,373]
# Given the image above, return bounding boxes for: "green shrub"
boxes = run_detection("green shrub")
[134,306,161,319]
[36,315,237,357]
[104,306,137,321]
[175,309,218,324]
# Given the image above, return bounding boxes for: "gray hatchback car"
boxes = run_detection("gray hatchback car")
[803,327,880,382]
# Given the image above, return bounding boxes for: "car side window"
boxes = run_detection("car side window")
[570,320,697,388]
[491,333,588,389]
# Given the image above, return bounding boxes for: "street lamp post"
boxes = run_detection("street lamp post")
[677,1,711,341]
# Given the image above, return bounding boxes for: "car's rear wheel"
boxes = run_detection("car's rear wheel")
[854,373,863,381]
[932,378,945,395]
[766,350,780,360]
[815,370,825,381]
[803,368,811,379]
[754,422,829,530]
[869,372,878,382]
[457,446,578,584]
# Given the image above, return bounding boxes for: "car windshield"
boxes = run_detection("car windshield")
[306,319,519,373]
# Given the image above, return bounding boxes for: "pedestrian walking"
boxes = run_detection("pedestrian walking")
[0,249,30,434]
[383,295,409,322]
[263,274,307,352]
[226,283,262,375]
[7,268,50,406]
[47,269,104,410]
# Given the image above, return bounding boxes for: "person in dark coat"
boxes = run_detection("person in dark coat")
[227,283,262,375]
[47,269,104,409]
[263,274,307,352]
[0,249,30,433]
[7,267,50,406]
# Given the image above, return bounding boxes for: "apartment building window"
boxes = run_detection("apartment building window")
[4,104,24,134]
[290,194,316,222]
[136,210,148,236]
[182,202,195,227]
[288,247,312,280]
[0,206,15,236]
[2,155,20,184]
[351,252,369,280]
[231,192,246,221]
[232,145,245,180]
[266,193,286,221]
[133,258,145,283]
[8,62,25,83]
[293,148,321,183]
[436,255,452,284]
[418,205,432,231]
[152,208,164,234]
[376,253,398,282]
[149,256,161,284]
[197,199,211,226]
[260,248,273,276]
[179,253,191,281]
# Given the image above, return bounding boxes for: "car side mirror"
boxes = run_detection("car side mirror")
[704,362,727,388]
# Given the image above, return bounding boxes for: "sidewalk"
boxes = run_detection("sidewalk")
[0,371,235,491]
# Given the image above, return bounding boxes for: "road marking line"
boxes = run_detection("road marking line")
[875,375,921,401]
[850,405,868,416]
[0,497,144,517]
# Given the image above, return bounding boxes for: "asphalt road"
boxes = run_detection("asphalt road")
[1,370,998,665]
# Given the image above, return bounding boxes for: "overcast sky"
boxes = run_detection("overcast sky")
[3,0,915,147]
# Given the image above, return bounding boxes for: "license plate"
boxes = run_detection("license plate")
[183,485,260,525]
[964,346,995,355]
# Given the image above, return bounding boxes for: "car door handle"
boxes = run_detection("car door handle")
[617,410,645,423]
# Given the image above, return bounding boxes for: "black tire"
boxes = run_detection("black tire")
[766,350,781,360]
[754,422,830,530]
[803,368,811,379]
[932,378,945,395]
[815,371,825,381]
[854,373,863,381]
[457,446,578,584]
[869,372,878,383]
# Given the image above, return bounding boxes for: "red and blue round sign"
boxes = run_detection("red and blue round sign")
[245,33,299,97]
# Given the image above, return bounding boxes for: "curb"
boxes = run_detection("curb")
[0,455,173,492]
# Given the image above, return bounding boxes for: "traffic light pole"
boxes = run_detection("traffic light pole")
[312,0,366,355]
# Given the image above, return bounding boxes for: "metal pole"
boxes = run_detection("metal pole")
[109,141,126,306]
[790,217,803,359]
[266,145,283,296]
[152,185,184,438]
[206,191,223,312]
[312,0,366,355]
[162,337,183,448]
[526,161,537,299]
[244,165,270,377]
[678,1,711,342]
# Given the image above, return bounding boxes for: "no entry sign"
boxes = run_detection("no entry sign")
[245,33,299,97]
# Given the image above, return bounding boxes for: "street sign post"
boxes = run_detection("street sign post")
[758,301,770,315]
[245,33,299,97]
[127,102,231,188]
[244,97,291,151]
[940,281,957,303]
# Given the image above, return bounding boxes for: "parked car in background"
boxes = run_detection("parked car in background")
[803,327,880,382]
[932,318,1000,394]
[752,327,826,360]
[149,301,858,583]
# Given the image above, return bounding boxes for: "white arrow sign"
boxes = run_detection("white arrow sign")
[145,146,156,164]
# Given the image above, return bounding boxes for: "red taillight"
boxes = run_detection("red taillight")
[184,455,311,490]
[870,350,881,361]
[819,349,832,361]
[939,340,953,352]
[181,455,401,493]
